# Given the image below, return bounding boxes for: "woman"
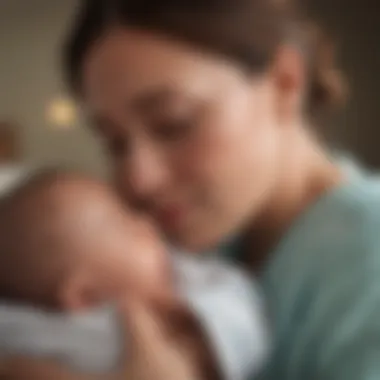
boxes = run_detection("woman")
[2,0,380,379]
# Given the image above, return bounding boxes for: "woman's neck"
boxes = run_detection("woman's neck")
[243,138,344,272]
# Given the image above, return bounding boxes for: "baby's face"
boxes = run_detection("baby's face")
[0,175,174,310]
[62,205,174,310]
[1,175,174,310]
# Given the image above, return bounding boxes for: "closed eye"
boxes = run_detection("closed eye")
[153,118,194,142]
[107,136,130,157]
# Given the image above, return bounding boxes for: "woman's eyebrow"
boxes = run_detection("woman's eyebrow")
[132,87,180,112]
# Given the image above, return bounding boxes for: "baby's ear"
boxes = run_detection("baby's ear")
[59,269,105,312]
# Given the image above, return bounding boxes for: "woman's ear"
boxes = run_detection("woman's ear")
[271,45,306,124]
[59,269,105,312]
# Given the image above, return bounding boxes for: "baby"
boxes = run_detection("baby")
[0,170,270,380]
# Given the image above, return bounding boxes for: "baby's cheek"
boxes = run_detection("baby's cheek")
[135,255,174,297]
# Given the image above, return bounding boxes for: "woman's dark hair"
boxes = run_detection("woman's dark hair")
[63,0,347,113]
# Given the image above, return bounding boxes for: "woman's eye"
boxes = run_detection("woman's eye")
[153,118,194,141]
[144,97,206,143]
[108,136,130,157]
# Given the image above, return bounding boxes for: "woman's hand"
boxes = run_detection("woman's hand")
[123,298,204,380]
[0,298,206,380]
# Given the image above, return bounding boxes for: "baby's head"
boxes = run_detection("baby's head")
[0,170,172,311]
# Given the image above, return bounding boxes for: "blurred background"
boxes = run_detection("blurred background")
[0,0,379,177]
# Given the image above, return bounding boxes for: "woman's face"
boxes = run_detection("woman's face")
[82,27,302,251]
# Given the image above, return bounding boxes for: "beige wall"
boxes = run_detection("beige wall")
[0,0,107,176]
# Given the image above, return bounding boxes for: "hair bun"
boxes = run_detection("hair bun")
[307,23,348,113]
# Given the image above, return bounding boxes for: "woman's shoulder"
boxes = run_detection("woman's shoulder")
[262,173,380,380]
[274,173,380,267]
[263,173,380,315]
[307,174,380,287]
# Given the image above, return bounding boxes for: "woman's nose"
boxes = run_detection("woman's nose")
[126,142,170,201]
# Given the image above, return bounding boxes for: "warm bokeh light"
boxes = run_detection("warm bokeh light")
[46,97,77,129]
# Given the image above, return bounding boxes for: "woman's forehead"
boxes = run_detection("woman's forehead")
[81,27,247,112]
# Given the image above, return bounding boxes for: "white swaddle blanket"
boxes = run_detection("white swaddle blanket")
[0,254,270,380]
